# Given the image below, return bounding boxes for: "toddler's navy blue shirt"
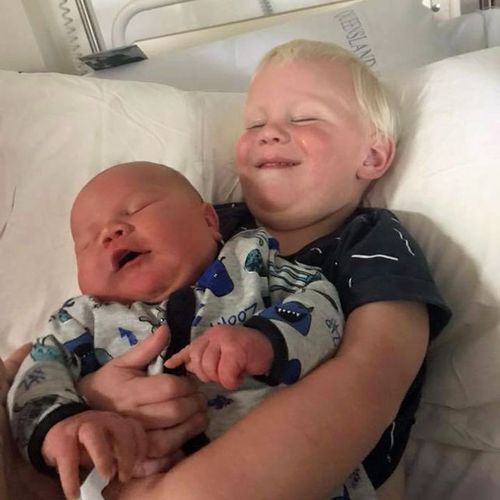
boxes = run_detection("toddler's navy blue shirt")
[216,202,451,488]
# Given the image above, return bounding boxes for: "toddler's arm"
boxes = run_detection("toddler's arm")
[42,409,147,500]
[164,325,274,390]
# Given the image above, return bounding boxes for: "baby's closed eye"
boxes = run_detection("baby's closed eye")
[127,199,157,215]
[245,122,265,130]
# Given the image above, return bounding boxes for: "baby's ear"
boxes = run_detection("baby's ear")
[357,134,395,180]
[202,203,222,241]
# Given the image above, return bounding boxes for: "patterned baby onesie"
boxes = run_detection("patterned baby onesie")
[8,228,353,494]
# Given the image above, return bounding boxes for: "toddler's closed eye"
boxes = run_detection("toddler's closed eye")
[291,117,317,123]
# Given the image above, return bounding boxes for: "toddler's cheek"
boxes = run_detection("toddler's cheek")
[235,135,252,169]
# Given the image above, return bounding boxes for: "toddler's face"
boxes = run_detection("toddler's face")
[236,58,376,234]
[71,164,220,303]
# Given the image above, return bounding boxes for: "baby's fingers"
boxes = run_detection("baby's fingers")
[113,418,148,482]
[78,422,116,483]
[218,354,244,390]
[200,341,222,382]
[116,419,148,483]
[164,346,191,369]
[54,439,81,500]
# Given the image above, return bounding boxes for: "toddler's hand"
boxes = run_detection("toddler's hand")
[164,325,274,390]
[42,409,147,500]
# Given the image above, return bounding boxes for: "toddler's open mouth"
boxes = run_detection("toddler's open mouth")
[256,159,300,169]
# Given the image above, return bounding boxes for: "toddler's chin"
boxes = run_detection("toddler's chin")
[246,193,294,220]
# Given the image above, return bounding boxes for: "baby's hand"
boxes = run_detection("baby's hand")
[164,325,274,390]
[42,409,147,499]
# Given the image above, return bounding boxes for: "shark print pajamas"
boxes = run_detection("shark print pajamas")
[8,228,343,479]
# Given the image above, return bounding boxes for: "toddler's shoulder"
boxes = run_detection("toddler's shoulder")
[335,207,417,250]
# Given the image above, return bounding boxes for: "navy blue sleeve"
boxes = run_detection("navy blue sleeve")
[324,209,451,338]
[28,403,90,475]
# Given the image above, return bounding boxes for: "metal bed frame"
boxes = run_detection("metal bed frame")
[74,0,496,61]
[109,0,359,47]
[74,0,355,55]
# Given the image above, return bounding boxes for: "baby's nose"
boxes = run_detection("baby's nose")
[100,222,131,246]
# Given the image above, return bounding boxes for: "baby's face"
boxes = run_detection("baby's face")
[236,58,376,235]
[71,164,220,303]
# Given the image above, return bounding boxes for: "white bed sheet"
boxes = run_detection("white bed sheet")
[405,438,500,500]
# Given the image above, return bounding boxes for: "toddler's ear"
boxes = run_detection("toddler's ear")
[357,134,395,180]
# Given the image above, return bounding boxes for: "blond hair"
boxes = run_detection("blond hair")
[255,39,398,141]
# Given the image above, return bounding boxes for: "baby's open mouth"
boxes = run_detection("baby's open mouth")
[113,250,145,270]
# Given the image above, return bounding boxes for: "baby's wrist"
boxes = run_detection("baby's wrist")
[256,332,274,367]
[242,327,275,375]
[243,317,289,385]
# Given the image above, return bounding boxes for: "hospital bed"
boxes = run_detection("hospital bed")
[1,0,499,498]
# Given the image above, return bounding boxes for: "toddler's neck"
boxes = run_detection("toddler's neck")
[263,206,357,256]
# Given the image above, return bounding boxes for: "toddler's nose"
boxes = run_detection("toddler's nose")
[258,123,289,145]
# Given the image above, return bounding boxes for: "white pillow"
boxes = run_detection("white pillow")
[1,47,500,453]
[95,0,452,90]
[436,12,488,56]
[366,47,500,451]
[0,71,244,360]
